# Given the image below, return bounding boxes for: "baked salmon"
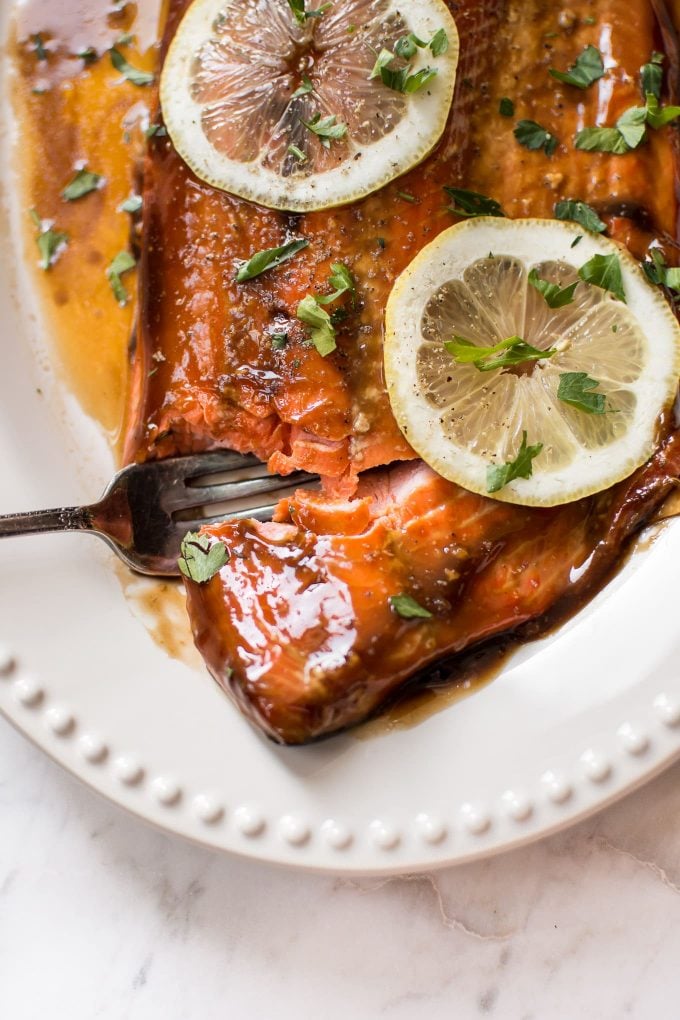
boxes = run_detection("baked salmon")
[124,0,679,492]
[132,0,680,742]
[186,429,680,743]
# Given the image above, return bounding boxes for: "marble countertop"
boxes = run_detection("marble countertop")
[2,715,680,1019]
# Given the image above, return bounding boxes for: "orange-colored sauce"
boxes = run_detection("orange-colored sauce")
[12,0,161,443]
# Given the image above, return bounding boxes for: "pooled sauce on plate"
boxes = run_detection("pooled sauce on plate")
[11,0,160,443]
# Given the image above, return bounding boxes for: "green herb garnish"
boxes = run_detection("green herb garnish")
[33,34,48,61]
[486,432,543,493]
[644,92,680,129]
[389,594,433,620]
[235,238,309,282]
[616,105,648,148]
[379,63,438,94]
[514,119,558,155]
[301,112,347,148]
[499,97,514,117]
[444,186,504,218]
[641,249,680,293]
[444,334,556,372]
[288,0,331,23]
[30,209,68,270]
[554,199,606,234]
[641,52,664,101]
[145,122,168,138]
[528,268,578,308]
[370,48,396,79]
[178,532,229,583]
[120,194,143,214]
[557,372,607,414]
[549,45,605,89]
[392,28,448,59]
[271,332,289,350]
[574,125,631,154]
[110,47,154,86]
[578,253,626,301]
[288,143,307,162]
[315,262,355,305]
[297,295,336,356]
[429,29,449,57]
[62,168,103,201]
[291,75,314,99]
[107,250,136,305]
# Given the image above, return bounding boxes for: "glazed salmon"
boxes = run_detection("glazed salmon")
[124,0,679,492]
[185,429,680,743]
[133,0,680,742]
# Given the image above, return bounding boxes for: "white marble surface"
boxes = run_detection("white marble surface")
[2,718,680,1018]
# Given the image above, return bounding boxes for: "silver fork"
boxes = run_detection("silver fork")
[0,451,318,576]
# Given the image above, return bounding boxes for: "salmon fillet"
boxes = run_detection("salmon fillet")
[124,0,678,493]
[134,0,680,742]
[186,430,680,743]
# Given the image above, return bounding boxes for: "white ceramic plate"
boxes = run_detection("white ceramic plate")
[3,20,680,876]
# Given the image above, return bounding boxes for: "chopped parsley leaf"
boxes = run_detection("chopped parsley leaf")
[554,199,606,234]
[578,252,626,302]
[528,268,578,308]
[549,45,605,89]
[444,186,504,218]
[288,143,307,162]
[62,168,104,201]
[288,0,331,23]
[514,119,558,156]
[557,372,607,414]
[486,432,543,494]
[178,532,229,583]
[107,250,136,305]
[235,238,309,282]
[444,334,556,372]
[389,594,433,619]
[120,194,143,214]
[297,295,336,356]
[291,75,314,99]
[315,262,355,305]
[641,52,664,101]
[30,209,68,270]
[110,47,154,86]
[33,33,48,61]
[301,112,347,148]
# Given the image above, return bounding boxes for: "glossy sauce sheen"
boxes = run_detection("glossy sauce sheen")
[179,0,680,743]
[125,0,679,492]
[12,0,160,441]
[187,435,680,743]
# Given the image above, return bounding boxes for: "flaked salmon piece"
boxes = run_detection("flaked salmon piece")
[124,0,678,492]
[185,429,680,744]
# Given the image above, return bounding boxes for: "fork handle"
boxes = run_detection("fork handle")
[0,505,94,538]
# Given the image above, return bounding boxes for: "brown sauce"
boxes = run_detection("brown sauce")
[116,567,202,667]
[11,0,161,443]
[358,638,516,737]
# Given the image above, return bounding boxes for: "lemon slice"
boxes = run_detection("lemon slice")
[384,218,680,506]
[160,0,459,212]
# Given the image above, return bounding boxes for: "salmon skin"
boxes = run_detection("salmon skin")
[186,430,680,744]
[125,0,678,493]
[134,0,680,742]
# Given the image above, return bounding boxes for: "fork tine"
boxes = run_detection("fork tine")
[167,450,263,479]
[180,470,315,509]
[175,504,278,532]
